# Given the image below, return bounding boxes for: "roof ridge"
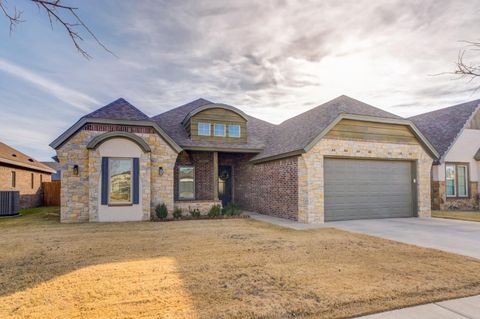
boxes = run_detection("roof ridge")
[409,98,480,119]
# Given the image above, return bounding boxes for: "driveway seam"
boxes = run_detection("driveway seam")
[434,302,475,319]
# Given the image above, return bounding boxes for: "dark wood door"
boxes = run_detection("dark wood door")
[218,165,232,206]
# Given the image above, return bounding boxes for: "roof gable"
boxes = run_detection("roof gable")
[84,98,149,121]
[151,99,275,151]
[409,99,480,161]
[253,95,402,161]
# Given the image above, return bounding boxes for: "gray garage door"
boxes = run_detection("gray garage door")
[324,158,415,221]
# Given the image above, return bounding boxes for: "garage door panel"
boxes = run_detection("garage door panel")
[324,158,414,221]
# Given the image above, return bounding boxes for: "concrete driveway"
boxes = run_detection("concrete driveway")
[328,217,480,259]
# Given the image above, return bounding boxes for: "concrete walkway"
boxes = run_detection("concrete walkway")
[246,212,327,230]
[359,295,480,318]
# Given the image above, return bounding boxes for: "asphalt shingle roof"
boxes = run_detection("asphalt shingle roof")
[252,95,401,161]
[0,142,55,173]
[84,98,149,121]
[151,99,275,151]
[409,99,480,159]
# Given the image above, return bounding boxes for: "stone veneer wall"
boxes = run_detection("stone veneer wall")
[174,200,222,215]
[0,164,51,208]
[219,153,299,220]
[298,138,433,223]
[56,129,177,222]
[432,181,479,210]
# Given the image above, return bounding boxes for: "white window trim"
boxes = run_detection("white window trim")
[108,157,133,205]
[198,122,211,136]
[214,123,226,137]
[179,165,195,200]
[228,124,241,138]
[457,164,469,198]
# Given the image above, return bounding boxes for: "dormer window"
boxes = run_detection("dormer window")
[228,125,241,138]
[214,123,226,137]
[198,122,211,136]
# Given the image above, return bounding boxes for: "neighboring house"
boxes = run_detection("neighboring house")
[41,161,61,181]
[410,99,480,210]
[50,95,438,223]
[0,142,55,208]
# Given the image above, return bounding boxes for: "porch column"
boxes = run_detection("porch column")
[213,151,218,200]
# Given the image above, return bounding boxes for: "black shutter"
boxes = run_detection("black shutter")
[133,158,140,204]
[101,157,109,205]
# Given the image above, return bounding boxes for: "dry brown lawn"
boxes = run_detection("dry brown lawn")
[1,207,480,319]
[433,210,480,222]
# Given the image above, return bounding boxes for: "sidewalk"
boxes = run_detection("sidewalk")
[359,295,480,318]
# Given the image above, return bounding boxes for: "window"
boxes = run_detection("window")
[446,164,468,198]
[179,166,194,199]
[109,158,133,204]
[31,173,34,189]
[228,124,241,138]
[198,122,211,136]
[214,123,226,137]
[11,171,16,188]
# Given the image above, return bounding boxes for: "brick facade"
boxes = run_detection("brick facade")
[174,151,214,201]
[0,164,51,208]
[432,181,479,210]
[219,153,299,220]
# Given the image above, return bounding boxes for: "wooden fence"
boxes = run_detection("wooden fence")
[43,181,61,206]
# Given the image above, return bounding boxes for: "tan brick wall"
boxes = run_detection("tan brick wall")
[0,164,51,208]
[298,139,433,223]
[56,130,177,223]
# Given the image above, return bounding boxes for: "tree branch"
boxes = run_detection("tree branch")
[1,0,115,59]
[0,0,24,34]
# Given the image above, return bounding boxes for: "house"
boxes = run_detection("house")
[410,99,480,210]
[50,95,438,223]
[0,141,56,208]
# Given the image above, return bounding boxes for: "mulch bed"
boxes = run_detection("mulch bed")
[153,214,250,222]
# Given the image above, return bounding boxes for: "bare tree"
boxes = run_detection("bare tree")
[454,41,480,84]
[0,0,114,59]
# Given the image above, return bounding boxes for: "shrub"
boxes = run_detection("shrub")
[222,202,241,216]
[155,203,168,219]
[189,208,201,218]
[208,204,222,218]
[173,207,183,219]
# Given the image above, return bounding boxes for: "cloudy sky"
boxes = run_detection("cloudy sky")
[1,0,479,160]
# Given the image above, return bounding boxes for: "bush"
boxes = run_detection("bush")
[189,208,201,218]
[208,204,222,218]
[155,203,168,219]
[173,207,183,219]
[222,202,241,216]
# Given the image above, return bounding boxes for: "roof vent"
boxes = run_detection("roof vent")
[12,154,17,157]
[28,158,34,162]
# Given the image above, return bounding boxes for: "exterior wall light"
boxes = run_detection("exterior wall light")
[159,167,164,176]
[73,164,79,176]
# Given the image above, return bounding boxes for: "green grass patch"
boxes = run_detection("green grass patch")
[432,210,480,222]
[0,206,60,227]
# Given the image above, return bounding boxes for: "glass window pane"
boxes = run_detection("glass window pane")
[445,165,456,197]
[214,124,226,137]
[198,123,211,136]
[179,166,194,199]
[109,158,132,203]
[457,166,468,197]
[228,125,241,138]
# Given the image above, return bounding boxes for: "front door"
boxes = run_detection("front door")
[218,165,232,206]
